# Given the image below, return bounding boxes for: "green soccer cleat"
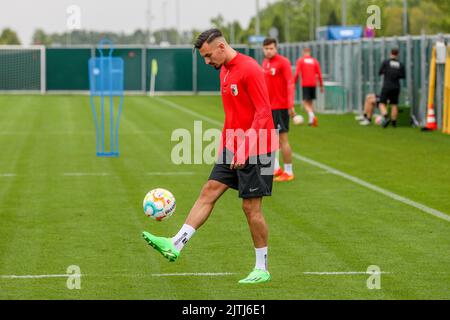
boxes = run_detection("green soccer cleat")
[142,231,180,262]
[238,268,271,284]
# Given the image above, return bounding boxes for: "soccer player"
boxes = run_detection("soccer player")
[293,48,324,127]
[355,93,381,126]
[261,38,295,182]
[378,48,406,128]
[142,29,277,284]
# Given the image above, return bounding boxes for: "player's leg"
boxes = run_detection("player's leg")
[302,86,317,126]
[238,197,271,284]
[274,110,293,181]
[142,180,228,262]
[303,99,317,125]
[274,132,294,181]
[271,110,283,177]
[391,105,398,127]
[389,89,400,127]
[360,94,376,126]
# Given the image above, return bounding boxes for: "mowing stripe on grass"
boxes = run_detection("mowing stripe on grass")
[155,97,450,223]
[151,272,236,277]
[0,173,16,177]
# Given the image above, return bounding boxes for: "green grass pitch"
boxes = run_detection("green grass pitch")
[0,95,449,299]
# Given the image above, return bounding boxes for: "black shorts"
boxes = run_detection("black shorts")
[379,87,400,105]
[272,109,290,133]
[302,86,316,101]
[208,149,274,199]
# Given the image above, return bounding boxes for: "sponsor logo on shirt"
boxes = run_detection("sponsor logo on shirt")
[231,84,239,96]
[271,67,276,76]
[304,58,314,64]
[389,60,400,69]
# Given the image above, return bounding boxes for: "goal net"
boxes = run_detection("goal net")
[0,46,45,93]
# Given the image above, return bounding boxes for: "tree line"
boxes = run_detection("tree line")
[0,0,448,45]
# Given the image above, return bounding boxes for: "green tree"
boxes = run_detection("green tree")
[0,28,21,45]
[32,29,52,45]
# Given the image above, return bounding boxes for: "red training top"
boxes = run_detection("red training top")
[293,55,324,88]
[220,52,277,163]
[262,54,294,110]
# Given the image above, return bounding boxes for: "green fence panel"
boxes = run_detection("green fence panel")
[146,48,193,92]
[46,48,91,90]
[95,48,142,91]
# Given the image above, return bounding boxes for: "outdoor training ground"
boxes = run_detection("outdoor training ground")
[0,95,449,299]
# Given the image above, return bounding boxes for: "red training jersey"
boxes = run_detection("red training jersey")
[220,52,277,162]
[262,54,294,110]
[293,55,323,88]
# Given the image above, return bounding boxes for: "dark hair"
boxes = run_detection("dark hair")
[263,38,277,47]
[391,48,399,56]
[194,29,223,50]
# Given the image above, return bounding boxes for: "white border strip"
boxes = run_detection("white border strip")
[303,271,389,275]
[1,274,81,279]
[154,97,450,223]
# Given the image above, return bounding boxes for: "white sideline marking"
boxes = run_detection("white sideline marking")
[303,271,389,275]
[293,154,450,223]
[155,97,450,223]
[0,173,16,177]
[1,274,82,279]
[151,272,235,277]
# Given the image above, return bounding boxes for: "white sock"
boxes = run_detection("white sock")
[255,247,268,271]
[274,152,280,171]
[308,111,315,123]
[284,163,293,175]
[172,224,196,251]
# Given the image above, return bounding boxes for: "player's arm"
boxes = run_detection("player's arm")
[379,60,386,76]
[400,62,406,79]
[293,59,301,86]
[232,67,273,168]
[314,60,324,93]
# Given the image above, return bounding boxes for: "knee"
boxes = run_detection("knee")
[242,201,259,218]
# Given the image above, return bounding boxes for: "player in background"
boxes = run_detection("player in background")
[261,38,295,182]
[142,29,277,284]
[378,48,406,128]
[355,93,381,126]
[293,48,324,127]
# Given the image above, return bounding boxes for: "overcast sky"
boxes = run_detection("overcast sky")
[1,0,278,44]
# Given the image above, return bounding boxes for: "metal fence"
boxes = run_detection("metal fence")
[260,34,450,125]
[1,34,450,125]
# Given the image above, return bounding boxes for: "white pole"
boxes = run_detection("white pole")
[342,0,346,26]
[256,0,260,35]
[40,46,46,94]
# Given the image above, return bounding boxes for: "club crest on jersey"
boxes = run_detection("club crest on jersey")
[231,84,239,96]
[271,68,276,76]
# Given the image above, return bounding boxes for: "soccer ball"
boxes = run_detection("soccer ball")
[375,115,383,126]
[143,188,176,221]
[293,115,304,125]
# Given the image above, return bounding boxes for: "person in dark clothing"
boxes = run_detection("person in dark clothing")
[378,48,406,128]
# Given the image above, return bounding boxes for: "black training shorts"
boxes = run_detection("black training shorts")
[302,86,317,101]
[209,149,274,199]
[272,109,290,133]
[379,87,400,105]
